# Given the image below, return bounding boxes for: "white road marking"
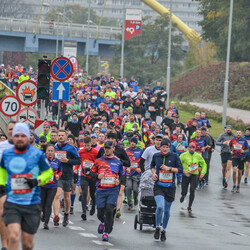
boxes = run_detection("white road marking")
[68,226,85,231]
[79,233,98,238]
[92,240,114,246]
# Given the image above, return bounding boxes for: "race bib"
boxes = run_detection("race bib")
[11,173,33,194]
[247,140,250,146]
[92,95,97,100]
[55,151,67,160]
[188,163,198,173]
[114,105,119,110]
[100,174,116,188]
[130,163,138,169]
[148,106,155,112]
[160,97,165,102]
[159,170,173,183]
[177,145,185,152]
[82,161,94,169]
[234,144,242,150]
[48,175,54,184]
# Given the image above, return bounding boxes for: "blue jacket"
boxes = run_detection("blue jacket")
[94,97,106,109]
[243,135,250,155]
[151,152,183,188]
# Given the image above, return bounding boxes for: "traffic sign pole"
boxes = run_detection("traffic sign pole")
[57,101,61,127]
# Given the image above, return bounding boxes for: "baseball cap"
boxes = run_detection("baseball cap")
[155,134,163,139]
[104,141,115,148]
[189,142,196,148]
[127,107,133,110]
[226,125,232,129]
[100,128,107,133]
[161,139,170,147]
[43,122,50,128]
[90,134,97,138]
[40,136,47,142]
[107,133,117,139]
[175,115,179,118]
[127,132,134,138]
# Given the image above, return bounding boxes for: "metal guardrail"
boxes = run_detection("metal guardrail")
[0,17,121,40]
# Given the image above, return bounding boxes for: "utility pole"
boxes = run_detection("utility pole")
[86,0,91,73]
[120,0,125,78]
[62,0,66,56]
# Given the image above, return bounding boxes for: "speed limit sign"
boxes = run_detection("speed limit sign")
[0,96,21,117]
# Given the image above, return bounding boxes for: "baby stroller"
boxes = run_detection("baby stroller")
[134,170,156,230]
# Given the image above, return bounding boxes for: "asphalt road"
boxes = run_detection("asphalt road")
[34,147,250,250]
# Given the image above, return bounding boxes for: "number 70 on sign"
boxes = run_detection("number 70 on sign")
[0,96,21,117]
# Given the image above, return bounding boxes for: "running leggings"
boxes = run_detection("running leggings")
[181,174,198,208]
[97,204,116,234]
[154,195,172,230]
[41,187,57,224]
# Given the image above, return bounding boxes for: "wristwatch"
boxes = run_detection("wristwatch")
[169,167,173,172]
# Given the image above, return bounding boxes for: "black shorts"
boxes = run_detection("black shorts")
[3,201,41,235]
[153,184,176,203]
[232,158,245,170]
[58,179,74,192]
[246,155,250,162]
[221,152,232,163]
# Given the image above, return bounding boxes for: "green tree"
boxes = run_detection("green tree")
[44,4,118,27]
[112,16,184,84]
[196,0,250,62]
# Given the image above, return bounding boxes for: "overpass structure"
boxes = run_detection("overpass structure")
[0,17,121,56]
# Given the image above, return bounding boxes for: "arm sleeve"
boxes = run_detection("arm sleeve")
[216,134,223,145]
[68,147,81,166]
[120,148,131,167]
[150,155,156,169]
[139,157,145,173]
[0,168,7,186]
[37,168,54,186]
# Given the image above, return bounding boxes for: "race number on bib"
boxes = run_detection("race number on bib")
[48,175,54,184]
[130,163,138,169]
[159,170,173,183]
[55,151,67,160]
[234,144,242,150]
[188,163,198,173]
[114,105,119,110]
[100,174,116,188]
[11,173,33,194]
[82,161,94,169]
[177,145,185,152]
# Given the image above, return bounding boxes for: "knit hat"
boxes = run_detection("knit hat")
[130,137,138,144]
[12,123,30,139]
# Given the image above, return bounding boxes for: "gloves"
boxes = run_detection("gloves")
[25,178,39,188]
[0,185,6,196]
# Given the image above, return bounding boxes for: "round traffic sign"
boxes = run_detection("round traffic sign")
[0,96,21,117]
[51,57,73,81]
[16,80,38,106]
[16,108,39,127]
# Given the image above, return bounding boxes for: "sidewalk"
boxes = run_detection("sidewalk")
[181,102,250,124]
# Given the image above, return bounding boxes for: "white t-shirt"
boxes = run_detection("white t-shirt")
[142,145,160,171]
[0,140,14,161]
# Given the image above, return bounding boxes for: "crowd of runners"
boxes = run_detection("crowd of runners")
[0,65,249,249]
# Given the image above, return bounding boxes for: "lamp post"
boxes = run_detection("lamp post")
[62,0,66,56]
[222,0,234,129]
[56,12,63,58]
[86,0,91,73]
[166,0,172,108]
[120,0,125,78]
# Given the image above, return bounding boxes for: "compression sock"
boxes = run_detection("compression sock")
[71,194,76,207]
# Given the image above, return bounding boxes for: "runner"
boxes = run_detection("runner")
[125,137,143,210]
[229,130,249,193]
[216,125,235,188]
[243,128,250,183]
[75,136,98,220]
[91,141,125,242]
[54,130,81,227]
[151,139,183,241]
[41,144,62,229]
[0,123,53,250]
[0,121,15,250]
[179,142,207,213]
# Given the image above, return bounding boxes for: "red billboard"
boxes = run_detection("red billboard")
[125,9,142,41]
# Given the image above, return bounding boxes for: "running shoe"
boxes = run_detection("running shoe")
[123,197,128,204]
[116,209,121,218]
[236,186,240,193]
[90,206,95,216]
[154,227,160,240]
[102,232,109,242]
[180,196,185,203]
[187,207,192,213]
[70,207,74,215]
[43,223,49,230]
[98,222,104,234]
[244,178,248,184]
[53,215,59,226]
[128,205,132,210]
[81,213,87,221]
[63,213,69,227]
[231,185,236,193]
[224,182,228,189]
[223,178,226,186]
[160,230,166,242]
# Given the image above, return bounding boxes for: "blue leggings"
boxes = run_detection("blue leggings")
[154,195,172,230]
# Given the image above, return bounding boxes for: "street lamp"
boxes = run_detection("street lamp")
[166,0,173,108]
[56,12,63,58]
[222,0,234,129]
[86,0,91,73]
[62,0,66,56]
